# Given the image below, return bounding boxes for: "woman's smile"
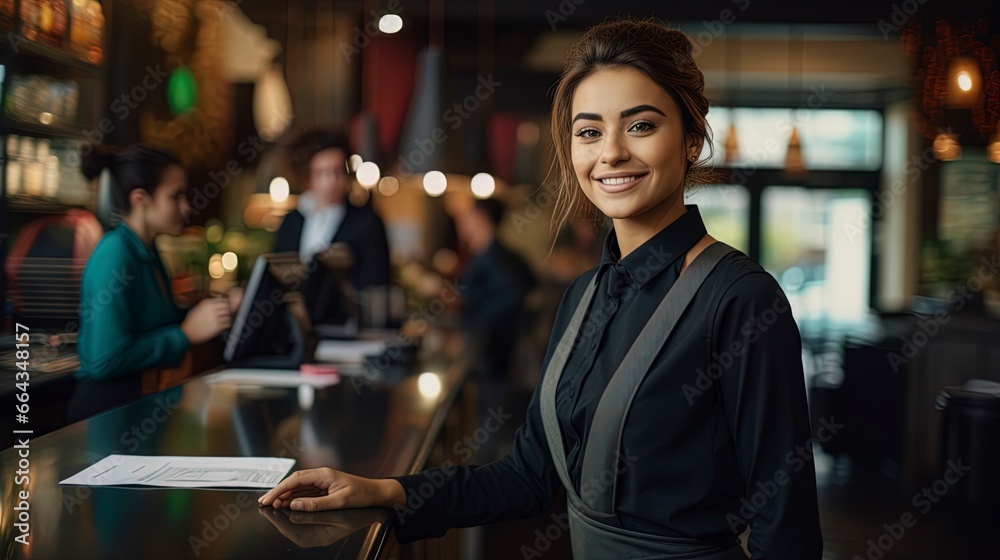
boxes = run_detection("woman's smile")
[593,172,650,194]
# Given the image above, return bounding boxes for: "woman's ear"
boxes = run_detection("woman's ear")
[128,188,150,210]
[686,136,702,162]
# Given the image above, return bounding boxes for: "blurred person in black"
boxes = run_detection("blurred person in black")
[453,197,537,462]
[273,127,390,327]
[454,197,537,381]
[261,19,822,560]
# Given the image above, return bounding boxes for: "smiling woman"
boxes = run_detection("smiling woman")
[259,18,822,560]
[549,20,716,245]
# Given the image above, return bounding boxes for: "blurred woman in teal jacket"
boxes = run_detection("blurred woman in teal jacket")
[67,144,232,422]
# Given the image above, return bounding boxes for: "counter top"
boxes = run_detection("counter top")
[1,329,473,560]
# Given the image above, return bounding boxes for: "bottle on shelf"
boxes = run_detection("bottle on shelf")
[69,0,90,60]
[50,0,69,48]
[23,138,45,196]
[6,135,21,196]
[19,0,40,41]
[39,0,54,42]
[45,154,60,198]
[0,0,16,32]
[86,1,103,65]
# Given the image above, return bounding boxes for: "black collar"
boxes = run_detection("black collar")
[595,205,708,290]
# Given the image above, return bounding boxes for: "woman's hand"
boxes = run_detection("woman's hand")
[180,298,232,345]
[227,287,244,316]
[258,468,406,512]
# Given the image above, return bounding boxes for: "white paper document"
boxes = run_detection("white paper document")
[59,455,296,488]
[204,368,341,388]
[314,339,388,364]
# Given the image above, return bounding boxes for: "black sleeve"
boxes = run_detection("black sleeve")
[390,275,589,543]
[274,211,302,253]
[356,213,391,287]
[713,271,824,559]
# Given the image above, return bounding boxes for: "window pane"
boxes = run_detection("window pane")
[704,107,882,170]
[685,184,749,254]
[761,187,872,332]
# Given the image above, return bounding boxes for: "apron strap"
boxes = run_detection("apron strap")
[539,271,601,515]
[580,241,737,514]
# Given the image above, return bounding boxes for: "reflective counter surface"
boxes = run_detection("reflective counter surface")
[1,330,471,560]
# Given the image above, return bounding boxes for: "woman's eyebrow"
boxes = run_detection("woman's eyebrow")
[572,104,666,123]
[620,104,665,118]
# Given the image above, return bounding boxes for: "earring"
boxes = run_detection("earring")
[689,154,697,161]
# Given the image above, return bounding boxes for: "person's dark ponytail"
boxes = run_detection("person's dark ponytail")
[79,143,181,209]
[80,144,118,181]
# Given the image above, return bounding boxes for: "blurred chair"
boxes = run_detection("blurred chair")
[809,337,908,472]
[4,209,103,330]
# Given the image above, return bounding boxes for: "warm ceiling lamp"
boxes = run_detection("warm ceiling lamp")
[988,122,1000,164]
[946,57,983,109]
[932,132,962,161]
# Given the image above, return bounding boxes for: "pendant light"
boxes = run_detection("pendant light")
[784,25,806,178]
[723,29,740,164]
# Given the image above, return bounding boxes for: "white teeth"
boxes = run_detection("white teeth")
[599,176,638,186]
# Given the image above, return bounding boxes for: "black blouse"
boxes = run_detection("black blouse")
[393,205,823,559]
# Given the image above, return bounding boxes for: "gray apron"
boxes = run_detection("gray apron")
[539,242,749,560]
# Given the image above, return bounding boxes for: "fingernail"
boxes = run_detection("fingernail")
[290,500,302,510]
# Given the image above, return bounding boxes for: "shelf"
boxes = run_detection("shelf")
[0,34,104,75]
[6,194,92,215]
[4,115,91,140]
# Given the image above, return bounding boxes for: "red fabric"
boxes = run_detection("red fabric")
[487,113,521,184]
[5,209,104,313]
[362,33,419,159]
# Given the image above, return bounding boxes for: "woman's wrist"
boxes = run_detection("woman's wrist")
[376,478,406,508]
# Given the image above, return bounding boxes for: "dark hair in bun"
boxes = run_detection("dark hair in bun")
[80,143,182,209]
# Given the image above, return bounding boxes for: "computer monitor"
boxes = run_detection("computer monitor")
[301,243,362,339]
[223,253,315,367]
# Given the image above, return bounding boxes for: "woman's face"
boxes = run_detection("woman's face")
[309,148,349,205]
[144,164,190,236]
[570,66,696,221]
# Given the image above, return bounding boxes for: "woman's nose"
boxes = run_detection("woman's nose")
[600,133,630,165]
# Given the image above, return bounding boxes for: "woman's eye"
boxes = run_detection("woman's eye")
[574,128,600,139]
[629,121,655,133]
